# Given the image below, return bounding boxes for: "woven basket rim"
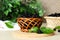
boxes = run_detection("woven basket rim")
[17,17,41,18]
[44,16,60,19]
[17,18,42,19]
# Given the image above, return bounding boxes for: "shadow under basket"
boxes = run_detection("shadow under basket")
[17,18,43,32]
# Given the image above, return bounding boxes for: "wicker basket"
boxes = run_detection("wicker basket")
[17,18,43,32]
[44,16,60,29]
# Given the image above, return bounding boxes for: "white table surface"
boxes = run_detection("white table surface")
[0,30,60,40]
[0,23,60,40]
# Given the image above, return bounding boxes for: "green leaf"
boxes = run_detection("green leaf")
[39,10,44,16]
[29,4,37,9]
[8,3,13,7]
[55,26,60,29]
[40,27,54,34]
[4,8,11,16]
[5,21,14,28]
[20,8,25,12]
[15,1,20,5]
[29,26,39,33]
[4,10,9,16]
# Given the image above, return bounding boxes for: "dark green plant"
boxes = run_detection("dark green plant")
[0,0,44,22]
[0,0,20,22]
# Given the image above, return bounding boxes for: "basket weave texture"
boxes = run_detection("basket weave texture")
[45,17,60,29]
[17,18,42,32]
